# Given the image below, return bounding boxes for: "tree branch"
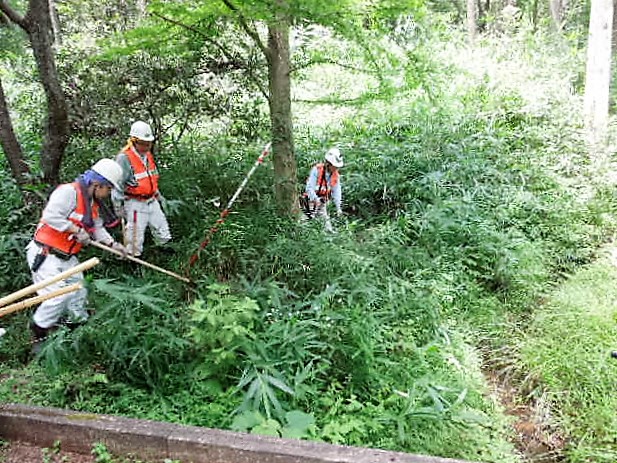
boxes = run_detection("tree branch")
[0,0,26,29]
[291,58,371,74]
[151,11,238,64]
[151,11,268,99]
[220,0,270,60]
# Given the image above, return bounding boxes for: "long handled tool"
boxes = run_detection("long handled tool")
[90,240,191,284]
[132,210,138,256]
[0,257,100,308]
[186,142,271,273]
[0,283,83,318]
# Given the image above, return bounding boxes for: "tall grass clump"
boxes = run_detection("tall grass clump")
[519,255,617,463]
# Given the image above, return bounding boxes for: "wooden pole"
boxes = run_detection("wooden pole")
[0,283,82,318]
[89,241,192,284]
[132,210,138,257]
[0,257,99,308]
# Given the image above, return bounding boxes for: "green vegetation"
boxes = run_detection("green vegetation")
[520,252,617,463]
[1,2,617,463]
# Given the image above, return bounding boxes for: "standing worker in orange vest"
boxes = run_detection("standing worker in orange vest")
[113,121,172,257]
[301,147,344,232]
[27,159,128,353]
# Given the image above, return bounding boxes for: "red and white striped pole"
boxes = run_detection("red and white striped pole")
[186,142,271,273]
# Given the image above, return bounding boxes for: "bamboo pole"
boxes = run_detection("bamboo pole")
[89,241,192,284]
[0,283,83,318]
[0,257,99,308]
[186,142,271,273]
[132,210,138,257]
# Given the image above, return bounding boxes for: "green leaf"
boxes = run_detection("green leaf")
[250,419,281,437]
[285,410,315,432]
[231,410,264,432]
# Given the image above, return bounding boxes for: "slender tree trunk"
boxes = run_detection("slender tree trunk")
[583,0,614,144]
[550,0,568,30]
[48,0,61,45]
[23,0,70,185]
[467,0,478,41]
[0,78,31,185]
[267,22,297,216]
[136,0,148,19]
[613,0,617,49]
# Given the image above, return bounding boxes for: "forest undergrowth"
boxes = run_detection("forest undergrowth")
[1,21,617,463]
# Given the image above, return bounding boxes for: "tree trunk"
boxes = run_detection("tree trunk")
[613,0,617,50]
[530,0,539,29]
[48,0,61,45]
[0,77,31,185]
[24,0,70,185]
[583,0,614,144]
[550,0,568,30]
[467,0,478,41]
[267,22,297,216]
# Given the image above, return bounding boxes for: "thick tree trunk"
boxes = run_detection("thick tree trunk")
[0,78,31,185]
[583,0,614,143]
[267,22,297,216]
[24,0,70,185]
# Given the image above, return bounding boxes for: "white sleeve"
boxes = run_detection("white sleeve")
[305,166,319,202]
[331,179,342,211]
[92,216,114,244]
[40,185,78,232]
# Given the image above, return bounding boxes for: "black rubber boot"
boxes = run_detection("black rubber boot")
[29,321,50,356]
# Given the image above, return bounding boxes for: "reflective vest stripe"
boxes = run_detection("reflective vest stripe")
[134,171,158,180]
[34,183,99,255]
[124,147,159,197]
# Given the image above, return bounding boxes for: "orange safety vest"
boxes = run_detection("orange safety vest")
[34,182,99,256]
[124,146,159,199]
[312,163,339,200]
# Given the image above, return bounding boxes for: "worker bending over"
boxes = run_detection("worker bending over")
[302,147,344,232]
[27,159,128,353]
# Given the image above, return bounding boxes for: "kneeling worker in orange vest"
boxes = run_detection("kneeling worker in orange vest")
[113,121,171,257]
[301,147,344,232]
[27,159,128,353]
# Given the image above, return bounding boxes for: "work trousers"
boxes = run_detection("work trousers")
[26,241,88,329]
[123,198,171,257]
[300,199,334,232]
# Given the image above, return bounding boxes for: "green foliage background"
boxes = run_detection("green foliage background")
[1,3,616,463]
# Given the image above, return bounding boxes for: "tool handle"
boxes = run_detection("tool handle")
[0,257,99,308]
[90,241,192,284]
[0,283,83,318]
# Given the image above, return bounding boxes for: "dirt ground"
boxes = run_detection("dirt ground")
[0,440,96,463]
[0,440,161,463]
[485,370,566,463]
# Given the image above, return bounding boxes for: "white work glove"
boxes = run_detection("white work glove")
[73,228,91,245]
[113,202,126,220]
[110,241,128,258]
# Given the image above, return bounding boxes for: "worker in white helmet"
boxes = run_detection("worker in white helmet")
[301,147,344,232]
[27,158,128,354]
[113,121,172,257]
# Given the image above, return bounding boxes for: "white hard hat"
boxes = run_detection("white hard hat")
[129,120,154,141]
[91,158,123,190]
[325,147,343,168]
